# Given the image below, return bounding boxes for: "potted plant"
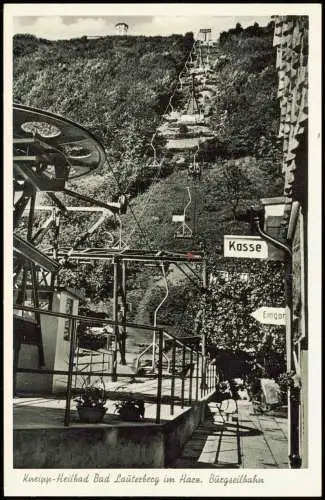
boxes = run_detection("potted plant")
[114,397,145,422]
[74,384,107,423]
[277,371,301,403]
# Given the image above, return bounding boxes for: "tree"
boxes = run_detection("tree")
[218,163,255,219]
[194,262,286,379]
[235,23,243,33]
[183,32,194,53]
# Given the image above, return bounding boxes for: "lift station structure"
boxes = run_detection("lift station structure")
[13,101,207,395]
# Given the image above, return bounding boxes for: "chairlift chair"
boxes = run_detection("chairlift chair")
[172,187,193,239]
[188,164,202,181]
[135,263,171,374]
[174,225,193,239]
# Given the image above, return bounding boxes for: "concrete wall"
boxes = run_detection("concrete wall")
[13,401,209,468]
[164,401,206,466]
[14,425,165,468]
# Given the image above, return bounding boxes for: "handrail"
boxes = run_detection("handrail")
[13,304,199,351]
[14,315,215,427]
[13,305,159,331]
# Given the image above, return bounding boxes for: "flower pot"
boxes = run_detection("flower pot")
[77,406,107,423]
[118,407,142,422]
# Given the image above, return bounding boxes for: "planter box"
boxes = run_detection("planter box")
[77,407,107,423]
[118,407,142,422]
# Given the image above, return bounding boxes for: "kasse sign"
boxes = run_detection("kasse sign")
[224,235,268,259]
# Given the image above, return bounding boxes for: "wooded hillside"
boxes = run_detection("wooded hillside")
[13,23,286,372]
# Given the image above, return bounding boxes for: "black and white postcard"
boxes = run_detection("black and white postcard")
[3,3,322,497]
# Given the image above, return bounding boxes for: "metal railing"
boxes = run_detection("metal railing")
[13,305,217,425]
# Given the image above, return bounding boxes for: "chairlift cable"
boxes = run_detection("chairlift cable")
[121,38,197,248]
[114,35,204,254]
[109,35,207,253]
[127,205,154,252]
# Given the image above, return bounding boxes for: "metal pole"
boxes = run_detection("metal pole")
[189,348,193,404]
[286,255,301,468]
[181,345,186,408]
[170,340,176,415]
[89,350,93,386]
[120,259,127,365]
[112,258,119,382]
[14,188,33,229]
[201,258,208,391]
[74,342,80,390]
[152,263,168,370]
[200,353,204,398]
[16,267,28,308]
[254,216,300,468]
[156,330,163,424]
[196,350,199,401]
[49,208,61,307]
[64,318,77,427]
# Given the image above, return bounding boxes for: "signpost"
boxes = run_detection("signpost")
[250,307,286,326]
[224,235,268,259]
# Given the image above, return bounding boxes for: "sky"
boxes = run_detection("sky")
[12,14,272,41]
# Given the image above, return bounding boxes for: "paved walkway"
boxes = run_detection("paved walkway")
[172,400,288,469]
